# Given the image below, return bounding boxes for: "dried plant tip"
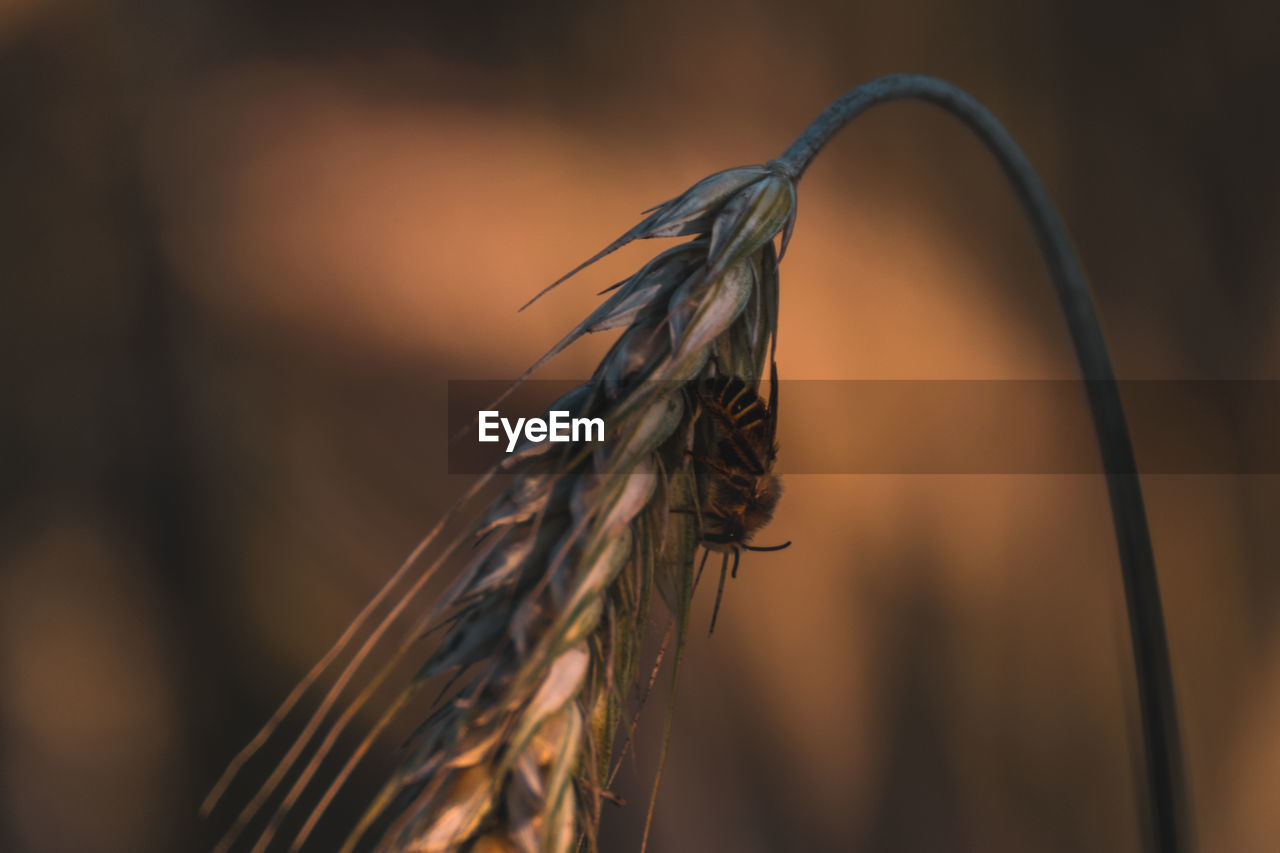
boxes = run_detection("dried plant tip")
[636,166,773,240]
[706,172,797,280]
[519,166,767,310]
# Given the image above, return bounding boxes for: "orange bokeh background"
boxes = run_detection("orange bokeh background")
[2,2,1278,851]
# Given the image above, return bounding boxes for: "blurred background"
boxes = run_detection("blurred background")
[2,1,1279,850]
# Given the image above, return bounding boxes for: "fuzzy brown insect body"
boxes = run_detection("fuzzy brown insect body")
[689,362,790,633]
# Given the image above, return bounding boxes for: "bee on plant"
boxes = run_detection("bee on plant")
[684,360,791,633]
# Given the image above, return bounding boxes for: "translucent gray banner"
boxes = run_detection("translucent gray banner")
[447,380,1280,475]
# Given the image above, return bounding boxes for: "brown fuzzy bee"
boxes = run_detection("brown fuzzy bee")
[687,361,790,634]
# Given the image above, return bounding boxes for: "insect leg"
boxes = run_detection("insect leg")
[692,547,712,592]
[709,551,731,636]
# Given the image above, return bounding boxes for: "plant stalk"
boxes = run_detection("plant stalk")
[774,73,1188,853]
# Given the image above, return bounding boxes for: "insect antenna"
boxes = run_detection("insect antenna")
[741,541,792,553]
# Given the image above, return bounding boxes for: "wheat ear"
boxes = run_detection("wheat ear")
[207,73,1185,853]
[204,162,794,852]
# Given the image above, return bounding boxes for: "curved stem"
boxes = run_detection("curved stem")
[776,74,1188,853]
